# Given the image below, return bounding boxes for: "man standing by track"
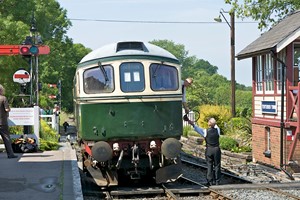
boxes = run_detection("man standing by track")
[188,117,221,186]
[0,84,18,159]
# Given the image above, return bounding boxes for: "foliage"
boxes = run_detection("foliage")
[236,89,253,118]
[236,106,252,118]
[39,119,59,151]
[0,0,91,112]
[219,136,238,151]
[186,72,212,109]
[184,105,252,153]
[150,39,252,110]
[183,125,191,137]
[0,0,253,132]
[150,40,219,80]
[150,40,188,67]
[214,85,231,105]
[197,105,231,134]
[226,117,252,134]
[220,135,252,152]
[231,145,252,153]
[9,126,25,135]
[225,0,300,30]
[183,125,200,138]
[223,117,252,150]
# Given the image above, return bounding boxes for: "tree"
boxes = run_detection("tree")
[236,90,252,110]
[0,0,90,112]
[225,0,300,30]
[150,40,219,79]
[150,39,188,65]
[150,39,251,111]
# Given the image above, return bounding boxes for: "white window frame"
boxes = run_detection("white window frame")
[293,43,300,86]
[276,50,286,92]
[263,126,271,158]
[256,55,263,94]
[266,127,271,152]
[264,54,274,94]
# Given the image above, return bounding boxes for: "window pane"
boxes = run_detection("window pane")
[277,50,286,91]
[264,54,274,91]
[83,65,114,94]
[150,64,179,91]
[294,44,300,66]
[120,62,145,92]
[256,56,263,92]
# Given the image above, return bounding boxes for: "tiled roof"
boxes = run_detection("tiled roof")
[237,10,300,60]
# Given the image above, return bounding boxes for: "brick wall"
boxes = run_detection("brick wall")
[252,124,300,171]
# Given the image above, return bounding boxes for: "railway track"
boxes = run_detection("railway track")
[211,182,300,200]
[181,156,252,185]
[79,146,300,199]
[102,176,233,200]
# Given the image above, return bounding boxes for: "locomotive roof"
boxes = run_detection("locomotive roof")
[79,41,179,64]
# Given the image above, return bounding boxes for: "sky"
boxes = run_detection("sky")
[57,0,262,86]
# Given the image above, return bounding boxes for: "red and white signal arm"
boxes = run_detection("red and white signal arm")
[13,69,31,84]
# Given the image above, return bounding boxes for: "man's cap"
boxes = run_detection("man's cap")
[186,78,193,84]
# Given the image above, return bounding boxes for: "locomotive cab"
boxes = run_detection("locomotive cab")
[74,41,183,186]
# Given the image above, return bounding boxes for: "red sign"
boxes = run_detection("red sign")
[14,74,30,79]
[13,69,30,84]
[0,45,19,55]
[48,95,56,99]
[0,45,50,55]
[48,84,57,88]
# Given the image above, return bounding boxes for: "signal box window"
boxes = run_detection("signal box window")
[120,62,145,92]
[293,43,300,85]
[83,65,114,94]
[263,127,271,158]
[150,64,178,91]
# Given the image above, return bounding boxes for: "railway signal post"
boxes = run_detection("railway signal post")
[0,14,50,141]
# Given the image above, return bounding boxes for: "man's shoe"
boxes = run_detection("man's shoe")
[206,182,213,186]
[8,155,18,159]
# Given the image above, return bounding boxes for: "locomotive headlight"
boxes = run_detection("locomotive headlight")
[150,140,157,149]
[113,143,120,151]
[161,138,181,159]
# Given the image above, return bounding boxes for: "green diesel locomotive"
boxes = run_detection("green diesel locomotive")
[74,41,183,186]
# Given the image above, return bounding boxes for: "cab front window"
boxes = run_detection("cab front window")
[150,64,178,91]
[120,62,145,92]
[83,65,114,94]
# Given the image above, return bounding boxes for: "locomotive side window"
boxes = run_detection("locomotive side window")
[150,64,179,91]
[120,62,145,92]
[83,65,114,93]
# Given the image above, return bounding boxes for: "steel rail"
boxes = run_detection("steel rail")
[266,187,300,200]
[180,176,233,200]
[181,158,252,183]
[162,184,178,200]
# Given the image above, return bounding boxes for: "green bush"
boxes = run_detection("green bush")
[39,119,59,151]
[236,107,252,118]
[219,136,238,151]
[231,145,252,153]
[39,139,59,151]
[183,125,192,137]
[198,105,231,134]
[228,117,252,133]
[9,126,27,135]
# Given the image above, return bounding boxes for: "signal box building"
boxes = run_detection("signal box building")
[237,10,300,173]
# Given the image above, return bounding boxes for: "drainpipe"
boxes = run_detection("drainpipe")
[270,51,294,180]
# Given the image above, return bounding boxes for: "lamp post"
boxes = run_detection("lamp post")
[214,9,236,117]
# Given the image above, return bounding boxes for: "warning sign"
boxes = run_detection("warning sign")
[13,69,30,84]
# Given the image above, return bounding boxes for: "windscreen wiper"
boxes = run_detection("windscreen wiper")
[152,63,161,78]
[98,61,109,85]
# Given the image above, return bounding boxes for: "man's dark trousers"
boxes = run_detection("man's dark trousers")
[205,146,221,184]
